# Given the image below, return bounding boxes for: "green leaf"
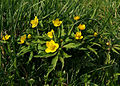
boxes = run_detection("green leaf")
[91,42,101,47]
[32,39,46,44]
[46,55,59,77]
[113,46,120,51]
[0,40,7,43]
[112,48,119,54]
[63,43,81,49]
[34,51,57,58]
[17,46,31,56]
[65,38,72,43]
[27,51,33,64]
[87,46,98,57]
[59,57,64,69]
[62,51,71,58]
[105,52,111,64]
[0,48,1,68]
[38,44,46,50]
[61,24,66,37]
[79,47,87,51]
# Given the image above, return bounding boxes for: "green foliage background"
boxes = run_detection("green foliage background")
[0,0,120,85]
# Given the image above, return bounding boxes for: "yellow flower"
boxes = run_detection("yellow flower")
[78,24,85,30]
[75,32,83,40]
[94,32,98,37]
[52,18,62,27]
[45,40,59,53]
[106,42,110,46]
[2,34,11,40]
[28,34,31,39]
[30,16,38,28]
[74,16,80,20]
[20,34,26,44]
[47,29,54,38]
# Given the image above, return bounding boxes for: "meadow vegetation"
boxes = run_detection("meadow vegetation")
[0,0,120,85]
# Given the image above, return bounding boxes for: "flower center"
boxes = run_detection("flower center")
[50,45,56,50]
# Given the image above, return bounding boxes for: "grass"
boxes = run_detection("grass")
[0,0,120,85]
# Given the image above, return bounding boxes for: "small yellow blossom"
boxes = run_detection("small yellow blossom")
[30,16,38,28]
[28,34,31,39]
[75,32,83,40]
[94,32,98,37]
[20,34,26,44]
[2,34,11,40]
[45,40,59,53]
[78,24,85,30]
[106,42,110,46]
[47,29,54,38]
[74,16,80,20]
[52,18,62,27]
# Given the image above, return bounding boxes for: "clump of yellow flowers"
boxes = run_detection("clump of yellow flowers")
[2,34,11,41]
[75,32,83,40]
[30,16,38,28]
[74,16,80,20]
[20,34,26,44]
[47,29,54,39]
[78,24,85,30]
[52,18,62,27]
[45,40,59,53]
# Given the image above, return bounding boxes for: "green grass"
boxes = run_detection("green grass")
[0,0,120,85]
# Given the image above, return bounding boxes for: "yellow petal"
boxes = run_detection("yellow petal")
[45,48,51,53]
[30,20,35,25]
[60,21,62,24]
[47,32,53,38]
[55,43,59,50]
[51,29,54,33]
[74,16,80,20]
[46,41,50,47]
[50,40,55,44]
[31,16,38,28]
[28,34,31,39]
[5,35,11,40]
[78,24,85,30]
[56,18,59,21]
[52,20,54,24]
[35,16,38,20]
[20,40,24,44]
[80,36,83,39]
[2,36,5,40]
[94,32,98,37]
[75,36,79,40]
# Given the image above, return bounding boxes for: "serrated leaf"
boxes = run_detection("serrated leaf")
[63,43,81,49]
[34,52,57,58]
[46,55,59,77]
